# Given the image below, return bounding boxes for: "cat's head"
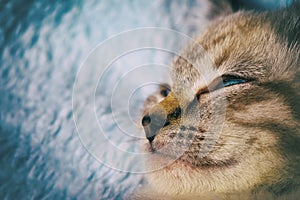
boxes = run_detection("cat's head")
[141,3,300,197]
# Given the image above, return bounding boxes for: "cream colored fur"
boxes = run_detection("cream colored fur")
[134,1,300,199]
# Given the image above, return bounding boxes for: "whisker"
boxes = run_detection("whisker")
[215,142,240,145]
[215,134,245,139]
[125,138,147,143]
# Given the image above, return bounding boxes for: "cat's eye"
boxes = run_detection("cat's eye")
[196,75,251,100]
[205,75,249,93]
[160,88,170,97]
[222,75,247,87]
[210,75,248,91]
[211,75,249,90]
[160,84,171,97]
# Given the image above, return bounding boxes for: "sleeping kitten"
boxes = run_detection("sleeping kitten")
[137,1,300,199]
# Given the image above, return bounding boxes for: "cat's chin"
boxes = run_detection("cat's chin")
[144,142,236,172]
[143,148,198,173]
[149,153,197,170]
[144,154,254,197]
[144,154,224,196]
[145,152,221,178]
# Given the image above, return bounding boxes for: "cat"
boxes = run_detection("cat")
[136,1,300,199]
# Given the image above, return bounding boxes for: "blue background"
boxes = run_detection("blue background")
[0,0,291,199]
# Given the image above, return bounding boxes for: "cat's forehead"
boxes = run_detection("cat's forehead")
[172,10,297,92]
[171,48,220,104]
[170,10,300,104]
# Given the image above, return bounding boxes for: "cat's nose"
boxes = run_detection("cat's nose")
[142,113,167,143]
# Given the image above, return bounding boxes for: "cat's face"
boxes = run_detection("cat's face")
[141,10,300,196]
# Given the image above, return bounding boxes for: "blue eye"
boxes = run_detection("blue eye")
[212,75,249,90]
[222,78,246,87]
[196,75,250,97]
